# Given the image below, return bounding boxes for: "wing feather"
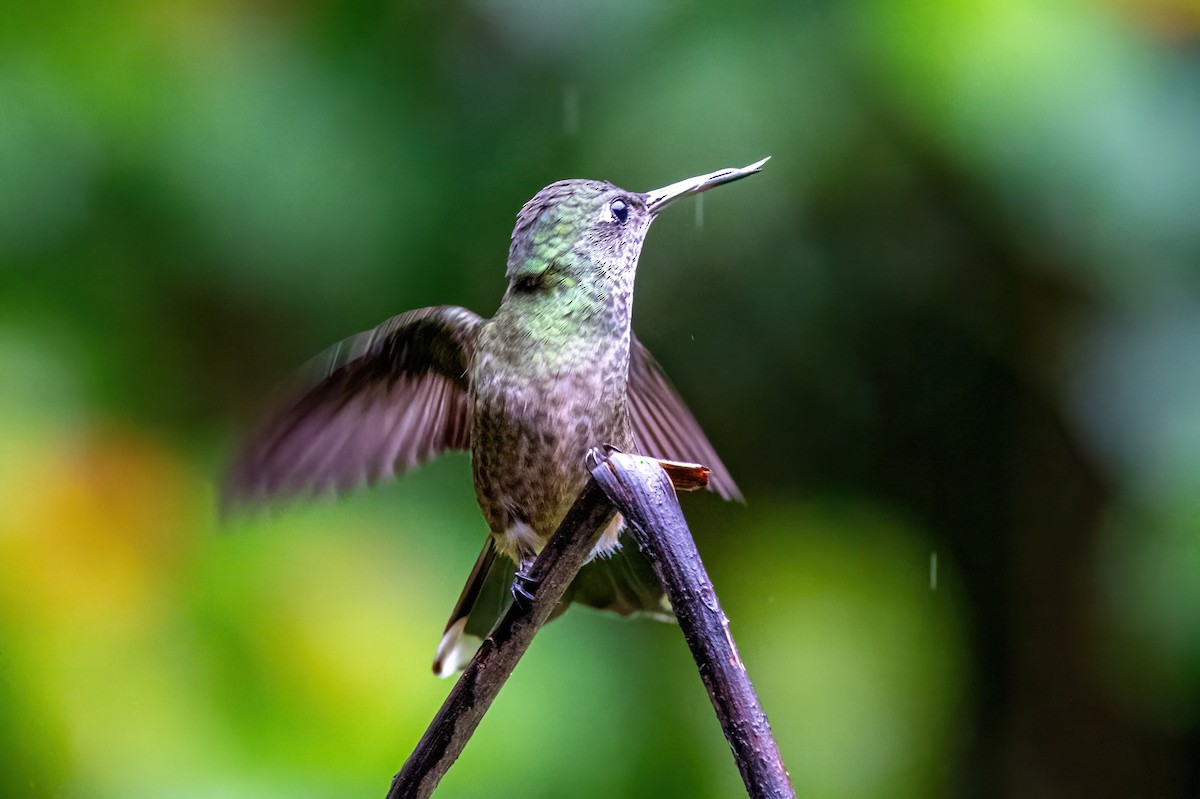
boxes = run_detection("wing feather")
[627,336,742,501]
[226,305,483,506]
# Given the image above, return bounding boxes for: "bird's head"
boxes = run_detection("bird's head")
[503,159,769,305]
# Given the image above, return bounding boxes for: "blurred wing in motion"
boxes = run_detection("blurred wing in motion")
[627,336,742,501]
[225,305,484,507]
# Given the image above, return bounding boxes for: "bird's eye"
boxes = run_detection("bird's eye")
[609,198,629,224]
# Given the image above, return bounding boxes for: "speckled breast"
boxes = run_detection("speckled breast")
[468,329,633,563]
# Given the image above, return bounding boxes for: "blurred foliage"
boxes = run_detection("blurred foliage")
[1,0,1199,796]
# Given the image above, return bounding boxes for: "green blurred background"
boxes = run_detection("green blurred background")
[2,0,1199,796]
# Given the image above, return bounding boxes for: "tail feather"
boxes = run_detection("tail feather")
[568,543,674,621]
[433,532,673,677]
[433,538,515,677]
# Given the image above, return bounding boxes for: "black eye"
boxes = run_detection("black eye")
[609,198,629,224]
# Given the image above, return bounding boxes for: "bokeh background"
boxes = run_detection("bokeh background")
[3,1,1199,797]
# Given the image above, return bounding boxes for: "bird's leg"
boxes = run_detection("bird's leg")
[511,557,541,610]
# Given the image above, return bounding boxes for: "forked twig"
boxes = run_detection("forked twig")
[387,447,791,798]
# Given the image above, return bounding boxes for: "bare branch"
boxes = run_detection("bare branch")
[386,476,616,799]
[591,450,795,799]
[387,447,790,799]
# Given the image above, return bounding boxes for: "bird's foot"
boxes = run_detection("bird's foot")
[511,569,541,611]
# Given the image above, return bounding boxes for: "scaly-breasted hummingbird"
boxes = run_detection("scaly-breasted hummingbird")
[227,158,768,675]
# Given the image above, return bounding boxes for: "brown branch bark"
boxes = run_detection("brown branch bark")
[387,447,791,798]
[386,474,616,799]
[591,450,795,799]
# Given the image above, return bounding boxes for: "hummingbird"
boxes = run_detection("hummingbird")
[226,158,768,676]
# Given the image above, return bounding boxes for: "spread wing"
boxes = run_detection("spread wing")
[627,336,742,501]
[225,305,483,506]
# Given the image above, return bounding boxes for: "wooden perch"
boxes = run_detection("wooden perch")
[591,450,795,799]
[387,447,791,799]
[386,476,616,799]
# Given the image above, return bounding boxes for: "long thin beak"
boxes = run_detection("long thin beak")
[644,157,770,216]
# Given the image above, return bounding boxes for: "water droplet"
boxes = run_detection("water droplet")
[563,85,580,136]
